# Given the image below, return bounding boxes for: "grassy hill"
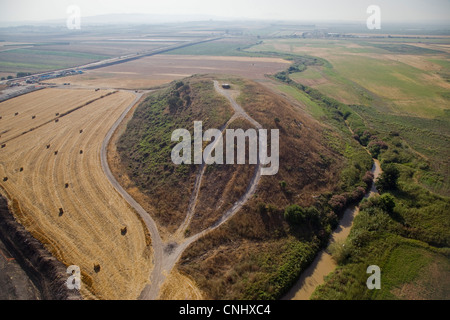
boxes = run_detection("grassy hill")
[116,74,373,299]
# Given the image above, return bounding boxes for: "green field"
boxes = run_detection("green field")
[312,234,450,300]
[0,47,110,74]
[311,176,450,300]
[275,83,326,119]
[167,38,262,56]
[329,55,448,117]
[247,38,450,116]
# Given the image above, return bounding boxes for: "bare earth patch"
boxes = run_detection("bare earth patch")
[50,55,291,89]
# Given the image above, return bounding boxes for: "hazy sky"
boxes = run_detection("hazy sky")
[0,0,449,23]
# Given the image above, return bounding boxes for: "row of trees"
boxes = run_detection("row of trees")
[1,72,32,81]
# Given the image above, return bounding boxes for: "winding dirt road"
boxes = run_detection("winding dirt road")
[102,80,264,299]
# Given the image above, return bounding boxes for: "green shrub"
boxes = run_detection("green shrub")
[378,193,396,214]
[376,164,400,192]
[284,204,320,225]
[284,204,304,224]
[359,193,395,214]
[329,240,353,264]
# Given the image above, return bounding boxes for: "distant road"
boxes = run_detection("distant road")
[83,37,223,70]
[5,36,223,84]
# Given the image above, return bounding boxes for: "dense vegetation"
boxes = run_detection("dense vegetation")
[312,176,450,299]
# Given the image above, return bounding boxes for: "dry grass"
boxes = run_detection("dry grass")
[0,88,152,299]
[236,78,344,206]
[178,77,345,299]
[51,73,170,90]
[190,118,257,235]
[158,268,204,300]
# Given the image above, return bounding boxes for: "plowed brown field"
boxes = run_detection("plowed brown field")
[0,88,152,299]
[50,55,291,89]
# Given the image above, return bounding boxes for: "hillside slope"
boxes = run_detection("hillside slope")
[115,74,373,299]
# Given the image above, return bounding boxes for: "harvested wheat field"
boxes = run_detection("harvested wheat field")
[0,88,113,144]
[0,88,152,299]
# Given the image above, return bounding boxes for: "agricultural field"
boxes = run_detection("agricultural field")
[50,54,291,89]
[247,37,450,117]
[0,47,111,74]
[0,88,152,299]
[0,88,110,142]
[0,23,209,77]
[167,37,260,56]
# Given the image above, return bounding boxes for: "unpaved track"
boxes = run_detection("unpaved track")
[0,89,151,299]
[104,80,264,299]
[174,81,262,239]
[100,91,164,300]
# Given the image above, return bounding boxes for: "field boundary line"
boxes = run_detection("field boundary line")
[0,90,118,145]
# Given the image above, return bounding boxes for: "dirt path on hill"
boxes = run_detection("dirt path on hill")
[103,80,264,299]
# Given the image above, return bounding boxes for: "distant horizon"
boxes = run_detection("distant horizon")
[1,12,449,28]
[1,0,449,25]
